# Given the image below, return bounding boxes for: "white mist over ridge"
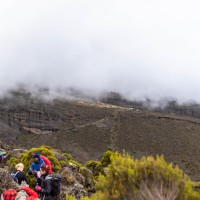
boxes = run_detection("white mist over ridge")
[1,1,200,104]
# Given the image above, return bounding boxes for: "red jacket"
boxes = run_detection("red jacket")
[20,186,38,200]
[40,155,53,174]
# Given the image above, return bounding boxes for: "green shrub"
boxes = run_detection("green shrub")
[59,159,68,167]
[100,150,113,167]
[6,156,18,171]
[85,150,113,178]
[80,197,91,200]
[88,153,200,200]
[68,159,83,168]
[20,145,61,172]
[62,152,73,160]
[66,194,76,200]
[86,160,103,176]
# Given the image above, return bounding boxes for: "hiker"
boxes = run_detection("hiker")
[35,165,52,200]
[1,187,40,200]
[0,149,6,163]
[28,153,45,177]
[1,188,17,200]
[39,155,52,174]
[36,165,50,187]
[11,163,29,185]
[15,186,40,200]
[0,154,4,162]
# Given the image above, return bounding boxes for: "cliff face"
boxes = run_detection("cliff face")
[1,91,200,180]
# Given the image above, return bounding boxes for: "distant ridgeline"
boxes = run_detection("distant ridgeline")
[101,92,200,118]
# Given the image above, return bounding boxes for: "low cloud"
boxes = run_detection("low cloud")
[1,1,200,104]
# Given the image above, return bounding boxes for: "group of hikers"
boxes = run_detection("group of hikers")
[1,152,61,200]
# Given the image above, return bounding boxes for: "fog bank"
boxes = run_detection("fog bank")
[1,1,200,104]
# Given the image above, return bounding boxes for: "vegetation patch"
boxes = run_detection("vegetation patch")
[84,153,200,200]
[86,150,113,177]
[6,146,200,200]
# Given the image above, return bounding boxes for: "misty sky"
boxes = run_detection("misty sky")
[1,0,200,103]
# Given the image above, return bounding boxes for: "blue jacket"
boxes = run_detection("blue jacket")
[28,158,45,176]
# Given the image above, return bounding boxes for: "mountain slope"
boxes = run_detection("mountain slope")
[1,92,200,180]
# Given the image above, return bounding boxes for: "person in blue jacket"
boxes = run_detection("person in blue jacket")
[28,152,45,177]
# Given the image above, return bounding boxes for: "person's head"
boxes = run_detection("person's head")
[40,165,50,175]
[15,163,24,171]
[33,152,40,163]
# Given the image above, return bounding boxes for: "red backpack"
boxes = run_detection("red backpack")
[2,189,17,200]
[40,155,53,174]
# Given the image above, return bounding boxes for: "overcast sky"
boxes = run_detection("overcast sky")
[1,0,200,103]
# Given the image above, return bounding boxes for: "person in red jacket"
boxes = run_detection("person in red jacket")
[40,155,52,174]
[21,186,39,200]
[16,186,39,200]
[1,187,39,200]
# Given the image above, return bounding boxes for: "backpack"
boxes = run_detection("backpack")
[46,173,62,196]
[40,155,52,174]
[2,189,17,200]
[10,171,20,183]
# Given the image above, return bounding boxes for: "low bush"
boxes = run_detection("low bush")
[86,160,103,176]
[100,150,113,167]
[85,150,113,177]
[86,153,200,200]
[66,194,76,200]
